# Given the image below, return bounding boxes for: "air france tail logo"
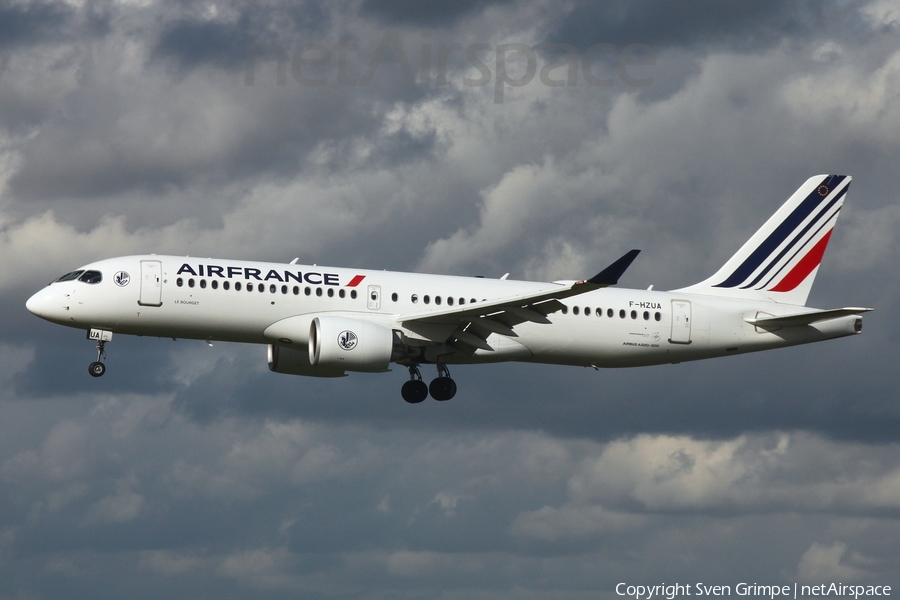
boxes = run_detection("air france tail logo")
[338,330,358,351]
[114,271,130,287]
[714,175,848,293]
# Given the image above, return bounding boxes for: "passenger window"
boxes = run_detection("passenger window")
[561,306,568,314]
[631,310,637,319]
[596,308,602,317]
[188,279,195,288]
[411,294,418,303]
[607,308,614,318]
[305,287,311,296]
[316,288,322,297]
[459,298,465,305]
[211,280,218,290]
[391,292,398,302]
[235,282,242,291]
[447,297,454,306]
[281,285,287,294]
[292,286,299,295]
[573,306,579,315]
[350,290,357,299]
[655,312,661,321]
[78,270,102,284]
[328,288,334,297]
[435,296,442,305]
[619,309,626,318]
[176,278,183,287]
[200,279,207,289]
[643,311,649,320]
[224,281,230,291]
[424,295,430,304]
[339,289,346,298]
[584,307,590,316]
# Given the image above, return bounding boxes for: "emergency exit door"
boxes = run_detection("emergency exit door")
[367,285,381,310]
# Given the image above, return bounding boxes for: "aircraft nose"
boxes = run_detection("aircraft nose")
[26,289,45,318]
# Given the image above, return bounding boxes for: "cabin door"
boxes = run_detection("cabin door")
[139,260,163,307]
[669,300,692,344]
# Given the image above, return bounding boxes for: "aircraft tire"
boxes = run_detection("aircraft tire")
[89,361,106,377]
[429,377,456,401]
[401,380,428,404]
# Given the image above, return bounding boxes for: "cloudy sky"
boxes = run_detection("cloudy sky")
[2,0,900,597]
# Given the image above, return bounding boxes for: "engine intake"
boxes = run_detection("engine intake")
[309,316,404,372]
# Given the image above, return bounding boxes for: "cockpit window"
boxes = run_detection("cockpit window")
[78,270,102,284]
[56,270,84,282]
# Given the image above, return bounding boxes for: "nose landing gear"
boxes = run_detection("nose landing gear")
[88,340,107,377]
[86,328,112,378]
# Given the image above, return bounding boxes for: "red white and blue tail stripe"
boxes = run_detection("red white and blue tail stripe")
[678,175,850,306]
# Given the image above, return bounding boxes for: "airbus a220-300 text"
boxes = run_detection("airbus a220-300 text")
[26,175,872,402]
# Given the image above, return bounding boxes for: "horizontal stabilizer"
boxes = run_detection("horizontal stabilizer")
[745,307,873,328]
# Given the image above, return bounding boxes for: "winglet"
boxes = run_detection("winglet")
[587,250,641,286]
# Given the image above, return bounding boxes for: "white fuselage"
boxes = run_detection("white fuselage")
[25,255,862,370]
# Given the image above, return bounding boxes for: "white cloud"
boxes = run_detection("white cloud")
[82,483,145,525]
[795,542,871,583]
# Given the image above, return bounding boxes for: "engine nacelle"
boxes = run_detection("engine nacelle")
[309,316,404,372]
[268,344,346,378]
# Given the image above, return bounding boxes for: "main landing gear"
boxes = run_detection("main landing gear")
[401,366,428,403]
[88,339,107,378]
[401,364,457,403]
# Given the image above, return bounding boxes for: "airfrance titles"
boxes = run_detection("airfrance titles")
[175,263,366,287]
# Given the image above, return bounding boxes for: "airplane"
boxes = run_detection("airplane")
[25,174,871,403]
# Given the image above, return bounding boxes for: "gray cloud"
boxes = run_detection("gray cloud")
[359,0,515,27]
[545,0,839,51]
[0,0,76,49]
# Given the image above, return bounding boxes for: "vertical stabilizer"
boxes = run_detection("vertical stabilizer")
[676,175,850,306]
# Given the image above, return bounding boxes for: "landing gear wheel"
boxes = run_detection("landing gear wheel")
[88,361,106,377]
[429,377,457,401]
[429,364,457,401]
[401,380,428,403]
[88,338,108,378]
[401,365,429,403]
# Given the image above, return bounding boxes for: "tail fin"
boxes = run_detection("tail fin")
[677,174,851,306]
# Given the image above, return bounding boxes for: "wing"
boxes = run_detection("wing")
[399,250,640,351]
